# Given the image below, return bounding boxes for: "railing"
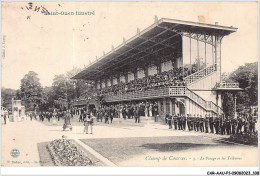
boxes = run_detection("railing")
[184,64,217,85]
[216,82,239,88]
[169,87,207,108]
[103,86,223,114]
[206,101,219,113]
[169,86,223,114]
[104,87,170,102]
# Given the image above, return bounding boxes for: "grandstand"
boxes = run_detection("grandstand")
[72,17,242,118]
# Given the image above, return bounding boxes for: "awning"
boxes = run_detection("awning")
[72,18,237,81]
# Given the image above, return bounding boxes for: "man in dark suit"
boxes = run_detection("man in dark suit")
[177,114,181,130]
[196,115,200,132]
[122,107,127,120]
[110,106,115,124]
[182,114,186,131]
[199,116,204,132]
[173,114,178,130]
[205,115,209,133]
[236,115,243,133]
[214,116,220,134]
[209,115,214,133]
[231,118,237,135]
[187,114,191,131]
[225,117,231,135]
[104,107,109,124]
[134,104,141,123]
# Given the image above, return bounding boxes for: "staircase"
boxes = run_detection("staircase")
[184,64,217,85]
[169,86,223,115]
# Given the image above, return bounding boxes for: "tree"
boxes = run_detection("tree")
[20,71,44,111]
[222,62,258,115]
[228,62,258,106]
[66,67,94,99]
[38,86,55,111]
[222,92,234,117]
[52,74,75,109]
[1,88,16,111]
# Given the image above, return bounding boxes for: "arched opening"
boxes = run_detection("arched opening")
[179,102,186,116]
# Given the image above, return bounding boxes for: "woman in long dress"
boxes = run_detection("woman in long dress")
[119,105,123,119]
[145,102,148,120]
[63,110,72,131]
[149,103,153,117]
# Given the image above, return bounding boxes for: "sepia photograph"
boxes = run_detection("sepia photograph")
[1,1,259,174]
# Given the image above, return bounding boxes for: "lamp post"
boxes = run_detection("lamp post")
[234,94,237,119]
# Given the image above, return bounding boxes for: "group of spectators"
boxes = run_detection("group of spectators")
[165,113,257,135]
[95,66,195,96]
[26,110,66,122]
[71,101,159,124]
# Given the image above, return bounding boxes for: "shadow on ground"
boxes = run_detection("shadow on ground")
[140,142,219,152]
[80,135,242,164]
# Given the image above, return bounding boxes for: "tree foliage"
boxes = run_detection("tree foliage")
[222,92,234,117]
[1,88,16,110]
[222,62,258,116]
[20,71,44,111]
[229,62,258,106]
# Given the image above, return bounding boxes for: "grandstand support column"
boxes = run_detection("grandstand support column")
[215,35,223,84]
[134,67,138,80]
[184,99,187,115]
[204,34,207,68]
[216,92,221,115]
[189,34,192,70]
[94,80,97,89]
[169,99,173,115]
[144,64,148,78]
[197,34,200,70]
[163,98,167,115]
[175,102,179,115]
[105,78,108,88]
[110,76,113,86]
[187,99,190,115]
[125,72,128,83]
[181,35,184,77]
[157,60,162,74]
[117,73,120,84]
[233,93,237,119]
[158,99,162,116]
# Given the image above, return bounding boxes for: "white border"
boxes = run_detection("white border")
[1,167,259,175]
[1,0,259,175]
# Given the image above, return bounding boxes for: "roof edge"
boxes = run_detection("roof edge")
[161,18,238,32]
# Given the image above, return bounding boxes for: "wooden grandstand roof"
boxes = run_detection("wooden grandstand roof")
[72,18,237,80]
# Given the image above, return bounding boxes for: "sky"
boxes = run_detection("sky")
[1,1,258,90]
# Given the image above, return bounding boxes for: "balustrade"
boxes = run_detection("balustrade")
[216,82,239,88]
[103,85,223,114]
[104,87,169,102]
[184,64,217,84]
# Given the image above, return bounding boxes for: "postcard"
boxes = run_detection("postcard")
[1,1,258,172]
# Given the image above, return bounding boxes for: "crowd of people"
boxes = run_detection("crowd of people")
[34,111,65,122]
[25,99,257,137]
[95,66,195,96]
[165,113,257,135]
[71,101,159,124]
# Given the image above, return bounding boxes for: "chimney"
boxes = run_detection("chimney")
[215,22,219,25]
